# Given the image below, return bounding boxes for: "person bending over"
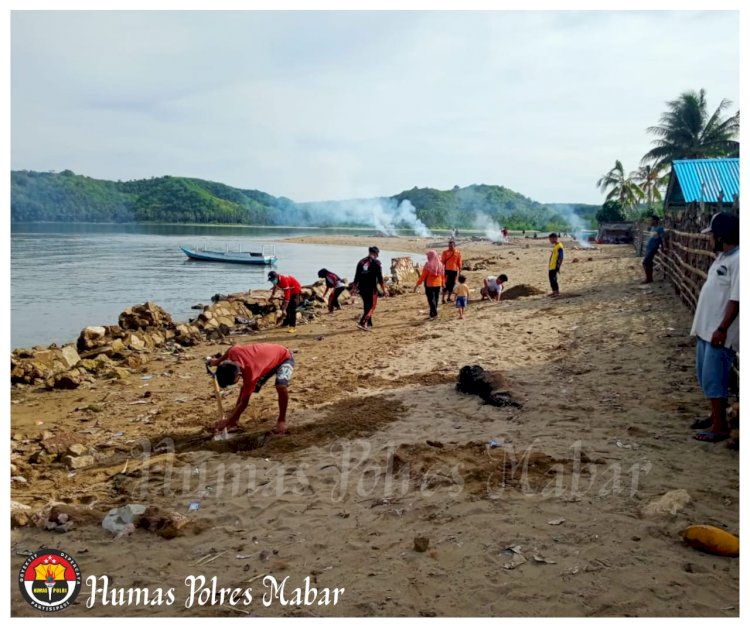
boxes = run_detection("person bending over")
[209,343,295,435]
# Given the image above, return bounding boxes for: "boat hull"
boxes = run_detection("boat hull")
[180,246,277,265]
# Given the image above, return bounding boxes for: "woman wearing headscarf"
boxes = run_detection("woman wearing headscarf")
[414,250,445,320]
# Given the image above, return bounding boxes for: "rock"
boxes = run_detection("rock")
[102,504,147,535]
[11,500,32,512]
[47,370,83,390]
[40,432,80,455]
[414,537,430,552]
[119,302,174,331]
[390,257,419,284]
[123,354,149,369]
[29,450,57,465]
[11,475,28,485]
[77,326,108,352]
[30,349,58,366]
[54,521,76,533]
[67,444,88,457]
[78,358,98,372]
[110,338,126,354]
[126,334,146,351]
[104,367,131,380]
[11,511,30,528]
[49,504,106,527]
[60,345,81,369]
[63,454,95,470]
[641,489,692,517]
[174,324,201,346]
[139,505,190,539]
[83,325,107,339]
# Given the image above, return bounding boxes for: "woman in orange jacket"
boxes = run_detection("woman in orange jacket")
[414,250,445,320]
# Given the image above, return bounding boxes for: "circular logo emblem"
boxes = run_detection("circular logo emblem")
[18,549,82,612]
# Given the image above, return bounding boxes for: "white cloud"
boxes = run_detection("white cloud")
[11,10,740,203]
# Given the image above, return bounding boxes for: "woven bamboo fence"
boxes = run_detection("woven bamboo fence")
[635,203,739,392]
[636,203,738,310]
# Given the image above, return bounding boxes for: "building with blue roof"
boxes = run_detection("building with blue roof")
[664,157,740,215]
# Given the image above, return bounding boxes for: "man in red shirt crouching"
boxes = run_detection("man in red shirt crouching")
[208,343,295,435]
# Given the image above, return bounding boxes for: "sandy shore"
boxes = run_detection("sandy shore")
[10,236,739,617]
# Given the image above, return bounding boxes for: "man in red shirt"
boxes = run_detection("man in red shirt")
[267,271,302,333]
[209,343,295,435]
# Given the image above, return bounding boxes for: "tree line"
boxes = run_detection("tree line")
[11,172,597,231]
[596,88,740,223]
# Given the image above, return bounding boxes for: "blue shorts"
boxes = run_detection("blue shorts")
[254,355,295,392]
[695,337,735,399]
[456,296,467,308]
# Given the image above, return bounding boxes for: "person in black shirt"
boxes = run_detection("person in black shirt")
[351,246,388,331]
[317,268,347,313]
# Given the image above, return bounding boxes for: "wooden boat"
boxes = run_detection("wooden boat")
[180,244,277,265]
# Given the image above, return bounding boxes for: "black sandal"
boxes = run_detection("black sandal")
[690,417,713,430]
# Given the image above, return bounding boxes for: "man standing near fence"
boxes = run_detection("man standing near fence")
[642,215,665,284]
[690,212,739,443]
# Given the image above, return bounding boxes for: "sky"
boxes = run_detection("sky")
[9,8,741,205]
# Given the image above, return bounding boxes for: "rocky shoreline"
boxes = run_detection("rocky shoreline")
[10,256,423,391]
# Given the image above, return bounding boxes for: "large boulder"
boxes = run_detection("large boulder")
[390,257,419,284]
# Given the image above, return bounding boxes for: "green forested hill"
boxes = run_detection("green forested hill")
[393,184,572,230]
[11,170,588,230]
[11,170,294,225]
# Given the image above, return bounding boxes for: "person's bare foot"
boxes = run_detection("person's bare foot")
[273,420,288,435]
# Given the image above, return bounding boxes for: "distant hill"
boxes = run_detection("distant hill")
[11,170,295,224]
[392,184,573,230]
[11,170,591,231]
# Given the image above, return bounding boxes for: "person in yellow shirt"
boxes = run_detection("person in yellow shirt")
[548,233,564,297]
[454,274,470,319]
[440,239,463,304]
[414,250,445,320]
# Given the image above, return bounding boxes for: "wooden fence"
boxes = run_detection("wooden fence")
[638,226,714,311]
[635,205,739,393]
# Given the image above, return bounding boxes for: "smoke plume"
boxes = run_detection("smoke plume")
[288,197,431,237]
[472,212,508,243]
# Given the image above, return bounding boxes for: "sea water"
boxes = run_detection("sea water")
[10,223,417,349]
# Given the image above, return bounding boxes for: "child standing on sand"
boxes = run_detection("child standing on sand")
[455,275,470,319]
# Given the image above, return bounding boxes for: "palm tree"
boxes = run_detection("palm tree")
[597,160,643,218]
[630,163,670,211]
[641,89,739,168]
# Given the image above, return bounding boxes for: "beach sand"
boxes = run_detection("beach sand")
[10,236,739,617]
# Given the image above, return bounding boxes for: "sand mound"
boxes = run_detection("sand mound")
[502,284,545,300]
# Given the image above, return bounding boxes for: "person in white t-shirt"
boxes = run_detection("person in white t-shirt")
[480,274,508,301]
[689,212,739,443]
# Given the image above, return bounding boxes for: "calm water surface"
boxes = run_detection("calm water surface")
[11,224,421,349]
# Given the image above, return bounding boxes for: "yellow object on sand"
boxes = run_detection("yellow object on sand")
[681,525,739,557]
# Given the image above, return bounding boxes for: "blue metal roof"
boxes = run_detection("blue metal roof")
[671,158,739,204]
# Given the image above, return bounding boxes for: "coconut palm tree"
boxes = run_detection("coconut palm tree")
[630,163,670,211]
[641,89,739,168]
[597,160,643,218]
